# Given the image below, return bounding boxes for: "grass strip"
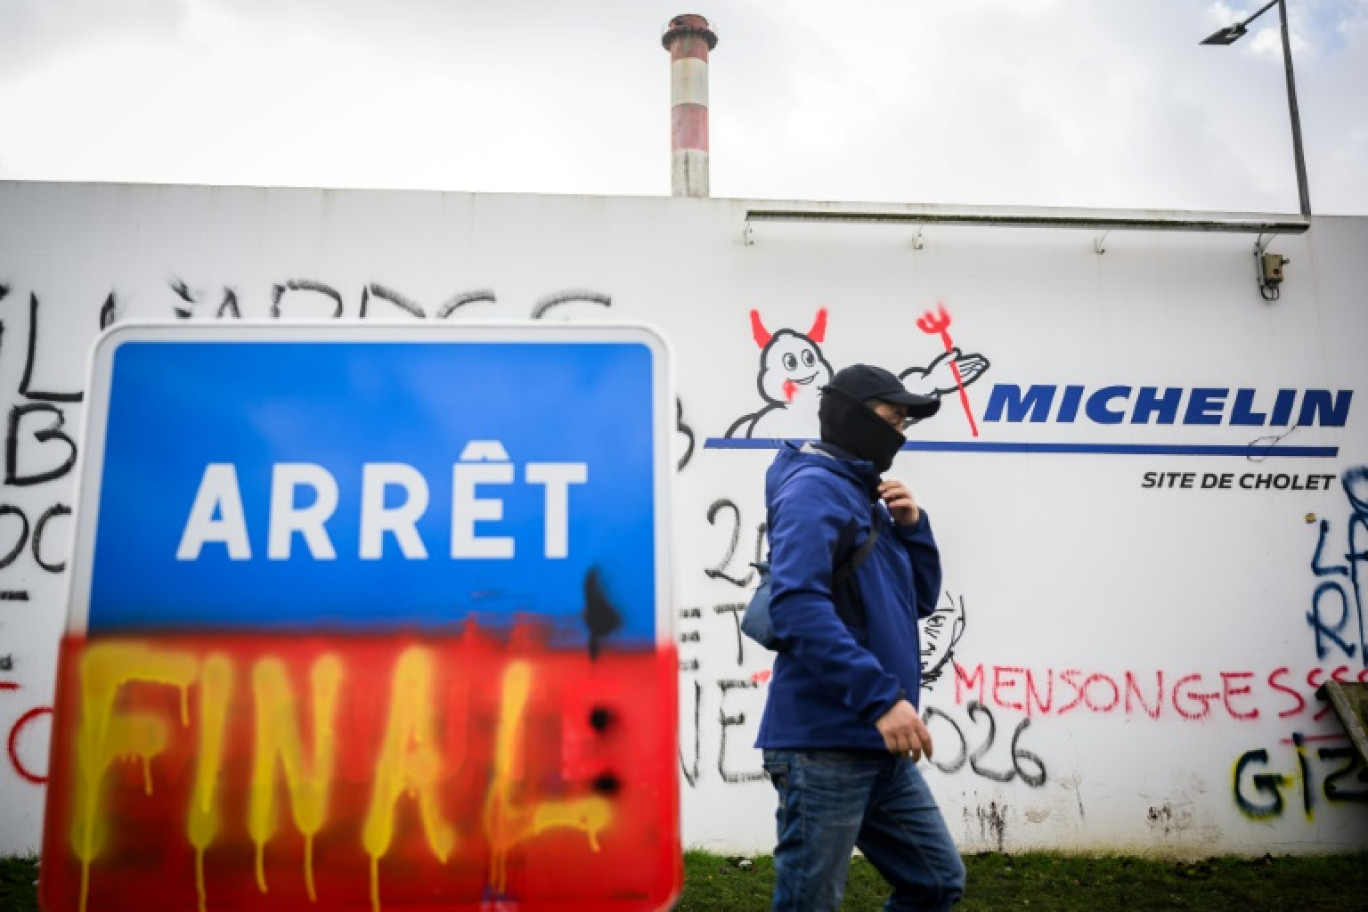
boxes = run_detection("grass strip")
[4,850,1365,911]
[681,849,1368,911]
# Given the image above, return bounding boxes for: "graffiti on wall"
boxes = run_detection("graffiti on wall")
[915,304,981,437]
[1221,464,1368,822]
[1307,466,1368,666]
[1232,732,1368,821]
[0,289,81,579]
[166,279,616,323]
[724,308,990,439]
[1,286,94,790]
[925,700,1047,788]
[951,662,1368,722]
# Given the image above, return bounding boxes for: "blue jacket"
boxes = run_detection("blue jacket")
[755,441,942,750]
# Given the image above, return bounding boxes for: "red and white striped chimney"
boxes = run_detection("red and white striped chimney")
[661,14,718,198]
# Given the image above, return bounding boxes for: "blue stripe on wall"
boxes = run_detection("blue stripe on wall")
[702,438,1338,458]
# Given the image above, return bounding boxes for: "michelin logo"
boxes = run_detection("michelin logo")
[983,385,1352,427]
[176,441,587,561]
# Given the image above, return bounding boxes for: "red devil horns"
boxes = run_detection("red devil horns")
[749,310,772,349]
[751,308,829,348]
[808,308,828,344]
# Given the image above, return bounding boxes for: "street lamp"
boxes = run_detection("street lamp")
[1202,0,1311,217]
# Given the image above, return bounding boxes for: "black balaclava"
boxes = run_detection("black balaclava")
[818,385,905,474]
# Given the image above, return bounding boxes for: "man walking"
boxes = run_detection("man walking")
[756,363,965,911]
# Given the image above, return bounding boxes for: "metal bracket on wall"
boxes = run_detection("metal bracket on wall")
[742,204,1308,255]
[743,204,1311,296]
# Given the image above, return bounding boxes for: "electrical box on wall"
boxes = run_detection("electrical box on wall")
[1258,250,1291,299]
[1262,252,1289,284]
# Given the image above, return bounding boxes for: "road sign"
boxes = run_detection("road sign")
[42,322,680,912]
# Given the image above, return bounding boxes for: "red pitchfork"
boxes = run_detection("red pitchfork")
[916,304,979,437]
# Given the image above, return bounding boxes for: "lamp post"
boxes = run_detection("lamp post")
[1202,0,1311,217]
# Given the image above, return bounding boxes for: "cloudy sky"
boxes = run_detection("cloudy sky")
[1,0,1364,215]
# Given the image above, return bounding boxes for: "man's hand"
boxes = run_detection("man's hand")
[874,699,934,761]
[878,479,921,526]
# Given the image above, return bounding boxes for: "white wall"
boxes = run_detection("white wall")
[1,181,1365,858]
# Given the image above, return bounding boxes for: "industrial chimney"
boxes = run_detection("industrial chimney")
[661,14,718,198]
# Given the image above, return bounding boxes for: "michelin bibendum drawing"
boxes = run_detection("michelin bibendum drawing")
[725,307,990,439]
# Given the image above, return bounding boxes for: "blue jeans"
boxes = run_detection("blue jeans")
[762,749,965,912]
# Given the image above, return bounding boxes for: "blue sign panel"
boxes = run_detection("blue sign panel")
[73,325,670,646]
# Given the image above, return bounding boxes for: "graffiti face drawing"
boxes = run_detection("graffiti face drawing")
[726,310,834,439]
[761,331,829,404]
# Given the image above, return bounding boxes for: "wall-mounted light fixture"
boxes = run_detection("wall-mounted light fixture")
[1203,0,1311,301]
[1202,0,1311,219]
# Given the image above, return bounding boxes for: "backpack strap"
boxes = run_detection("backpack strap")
[769,466,884,631]
[833,501,882,585]
[828,501,882,636]
[772,465,882,585]
[747,495,883,650]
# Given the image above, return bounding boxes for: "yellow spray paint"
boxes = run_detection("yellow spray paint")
[187,654,233,912]
[67,642,625,910]
[248,655,342,902]
[483,661,612,895]
[73,642,200,912]
[361,646,456,912]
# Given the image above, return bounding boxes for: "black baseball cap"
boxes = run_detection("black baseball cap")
[823,364,941,420]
